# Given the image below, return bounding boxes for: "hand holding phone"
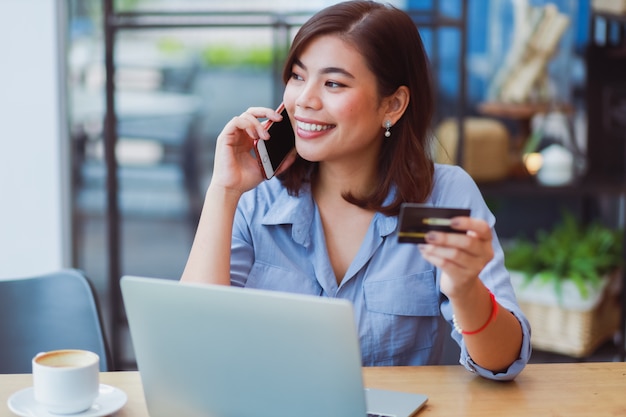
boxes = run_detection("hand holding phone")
[397,203,471,244]
[253,103,296,179]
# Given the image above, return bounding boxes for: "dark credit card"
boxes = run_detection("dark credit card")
[397,203,471,244]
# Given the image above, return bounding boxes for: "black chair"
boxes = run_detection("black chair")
[0,269,111,373]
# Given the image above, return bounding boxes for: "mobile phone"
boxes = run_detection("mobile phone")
[397,203,471,244]
[254,103,295,179]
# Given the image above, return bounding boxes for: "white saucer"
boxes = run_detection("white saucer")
[7,384,127,417]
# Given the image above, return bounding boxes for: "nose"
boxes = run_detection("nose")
[294,81,322,110]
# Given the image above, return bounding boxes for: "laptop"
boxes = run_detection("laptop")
[121,276,428,417]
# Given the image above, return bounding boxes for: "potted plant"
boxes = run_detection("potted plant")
[504,211,623,357]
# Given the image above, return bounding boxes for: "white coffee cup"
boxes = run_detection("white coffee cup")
[32,349,100,414]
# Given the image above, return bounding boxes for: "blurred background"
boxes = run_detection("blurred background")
[4,0,626,369]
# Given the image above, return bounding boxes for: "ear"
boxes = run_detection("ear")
[382,85,410,125]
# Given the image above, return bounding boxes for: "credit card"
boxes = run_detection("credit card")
[397,203,471,244]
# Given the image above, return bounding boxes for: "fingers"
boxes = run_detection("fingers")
[423,217,492,253]
[419,242,486,271]
[211,106,284,192]
[417,216,494,277]
[227,107,283,142]
[449,216,491,240]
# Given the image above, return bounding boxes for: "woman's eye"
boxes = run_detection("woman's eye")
[290,72,304,81]
[325,80,344,88]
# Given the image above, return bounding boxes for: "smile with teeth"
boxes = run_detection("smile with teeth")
[296,121,334,132]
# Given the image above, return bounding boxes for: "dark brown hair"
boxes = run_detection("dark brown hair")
[279,0,435,216]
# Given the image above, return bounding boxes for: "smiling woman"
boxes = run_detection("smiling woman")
[283,35,399,177]
[181,0,531,381]
[278,4,434,214]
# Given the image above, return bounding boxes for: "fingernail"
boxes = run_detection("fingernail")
[425,232,437,242]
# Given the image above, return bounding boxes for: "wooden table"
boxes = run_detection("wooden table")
[2,363,626,416]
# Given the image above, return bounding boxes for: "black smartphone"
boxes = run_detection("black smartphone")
[254,103,295,179]
[397,203,471,244]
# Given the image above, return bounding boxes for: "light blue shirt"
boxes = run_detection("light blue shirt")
[230,164,531,380]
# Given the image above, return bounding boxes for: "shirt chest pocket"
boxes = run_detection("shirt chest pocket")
[363,271,439,316]
[361,271,440,365]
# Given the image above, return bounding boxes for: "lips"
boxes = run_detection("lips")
[296,120,335,132]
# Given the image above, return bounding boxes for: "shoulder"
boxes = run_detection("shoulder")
[237,178,286,218]
[429,164,493,222]
[240,178,285,206]
[237,178,310,224]
[433,163,475,185]
[431,164,480,197]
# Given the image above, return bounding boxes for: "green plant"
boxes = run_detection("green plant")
[199,44,274,69]
[504,212,623,299]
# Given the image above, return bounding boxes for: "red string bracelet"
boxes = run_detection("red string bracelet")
[452,290,499,336]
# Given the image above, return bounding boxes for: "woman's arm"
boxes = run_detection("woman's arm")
[419,217,523,372]
[446,276,523,372]
[180,107,284,285]
[181,185,242,285]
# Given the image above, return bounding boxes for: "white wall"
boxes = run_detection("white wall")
[0,0,70,278]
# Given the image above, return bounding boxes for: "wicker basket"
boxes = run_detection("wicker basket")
[519,291,621,358]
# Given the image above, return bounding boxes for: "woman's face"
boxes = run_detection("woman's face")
[283,35,388,169]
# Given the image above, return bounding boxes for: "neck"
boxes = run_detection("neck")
[313,161,377,207]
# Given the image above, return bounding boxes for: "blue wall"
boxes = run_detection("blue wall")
[407,0,589,106]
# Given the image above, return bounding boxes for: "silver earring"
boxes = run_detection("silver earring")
[384,120,392,138]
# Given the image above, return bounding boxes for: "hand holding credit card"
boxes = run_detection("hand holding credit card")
[397,203,471,244]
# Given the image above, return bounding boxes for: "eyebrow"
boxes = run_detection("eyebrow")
[293,58,355,79]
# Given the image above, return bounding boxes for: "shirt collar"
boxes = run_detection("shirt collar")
[260,183,399,244]
[261,183,315,247]
[375,185,399,237]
